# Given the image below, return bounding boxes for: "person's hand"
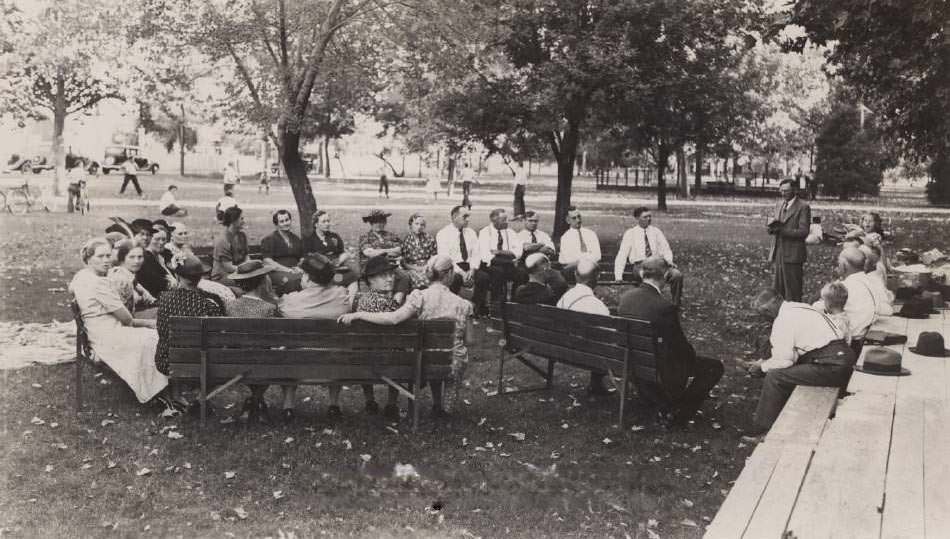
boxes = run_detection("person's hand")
[541,246,556,257]
[136,319,157,329]
[338,313,360,325]
[463,271,475,287]
[389,246,402,257]
[291,266,304,274]
[338,252,351,263]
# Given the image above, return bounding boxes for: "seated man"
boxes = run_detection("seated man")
[745,284,855,434]
[859,244,894,313]
[557,206,601,279]
[618,257,724,425]
[514,210,568,301]
[477,208,523,314]
[815,247,877,356]
[159,184,188,217]
[557,258,611,394]
[614,207,684,306]
[435,205,489,303]
[514,253,556,305]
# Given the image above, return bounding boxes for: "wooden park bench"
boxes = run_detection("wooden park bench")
[166,316,456,431]
[493,302,663,426]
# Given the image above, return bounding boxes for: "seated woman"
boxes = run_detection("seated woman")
[278,253,355,420]
[212,206,249,292]
[401,213,438,289]
[339,254,474,417]
[108,240,157,314]
[302,210,360,286]
[261,209,304,296]
[358,209,412,302]
[354,255,404,420]
[155,254,225,410]
[139,226,177,299]
[225,260,280,423]
[69,238,169,408]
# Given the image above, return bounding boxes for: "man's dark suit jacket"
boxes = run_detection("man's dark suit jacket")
[617,283,693,400]
[769,197,811,263]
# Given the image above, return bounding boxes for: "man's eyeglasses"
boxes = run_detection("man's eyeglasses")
[569,215,581,220]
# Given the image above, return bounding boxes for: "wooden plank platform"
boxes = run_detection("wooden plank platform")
[707,312,950,538]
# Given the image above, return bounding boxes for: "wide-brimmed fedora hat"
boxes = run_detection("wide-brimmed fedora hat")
[362,209,392,223]
[227,260,276,281]
[174,254,210,277]
[855,347,911,376]
[363,254,397,278]
[909,331,950,357]
[896,297,935,319]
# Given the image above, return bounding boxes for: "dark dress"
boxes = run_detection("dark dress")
[138,250,174,298]
[155,288,224,375]
[303,231,345,258]
[261,230,303,268]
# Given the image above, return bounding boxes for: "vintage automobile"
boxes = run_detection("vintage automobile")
[270,152,319,177]
[6,153,95,174]
[100,145,160,175]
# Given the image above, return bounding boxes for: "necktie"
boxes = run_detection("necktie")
[459,228,468,261]
[643,228,652,257]
[781,200,789,218]
[578,229,588,253]
[497,229,504,251]
[530,231,537,244]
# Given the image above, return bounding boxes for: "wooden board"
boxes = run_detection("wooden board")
[704,443,784,539]
[786,393,896,538]
[168,348,452,365]
[881,397,925,539]
[765,386,838,445]
[741,444,818,539]
[168,362,452,382]
[923,401,950,536]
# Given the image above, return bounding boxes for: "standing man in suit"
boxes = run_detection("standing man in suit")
[769,179,811,302]
[618,257,723,426]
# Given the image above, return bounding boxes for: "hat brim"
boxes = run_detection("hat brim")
[227,266,276,280]
[175,265,210,277]
[895,312,933,319]
[854,364,911,376]
[362,213,392,223]
[907,347,950,357]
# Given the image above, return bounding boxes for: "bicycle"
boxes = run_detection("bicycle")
[1,179,49,214]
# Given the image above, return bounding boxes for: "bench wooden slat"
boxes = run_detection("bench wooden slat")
[923,401,950,536]
[704,443,784,539]
[785,392,895,538]
[881,397,925,539]
[168,348,452,365]
[506,322,629,362]
[170,329,454,349]
[503,307,656,352]
[741,443,817,539]
[765,386,838,446]
[168,363,451,382]
[503,303,627,332]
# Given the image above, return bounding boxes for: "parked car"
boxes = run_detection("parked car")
[100,145,160,175]
[7,154,54,174]
[270,153,319,177]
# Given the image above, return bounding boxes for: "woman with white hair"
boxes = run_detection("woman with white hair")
[69,238,168,405]
[338,254,474,416]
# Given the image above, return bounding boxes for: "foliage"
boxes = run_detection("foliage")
[791,0,950,202]
[813,103,886,200]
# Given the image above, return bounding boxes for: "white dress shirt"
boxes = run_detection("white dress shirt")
[556,283,610,316]
[159,191,176,211]
[514,168,528,186]
[517,228,555,253]
[614,225,673,280]
[558,227,601,265]
[866,271,894,313]
[436,224,479,273]
[762,302,848,372]
[814,272,877,339]
[477,225,523,266]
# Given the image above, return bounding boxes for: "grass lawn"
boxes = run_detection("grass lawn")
[0,198,946,538]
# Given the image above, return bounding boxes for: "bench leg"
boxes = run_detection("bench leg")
[74,356,83,413]
[407,382,415,427]
[497,346,506,396]
[200,354,208,428]
[546,359,554,389]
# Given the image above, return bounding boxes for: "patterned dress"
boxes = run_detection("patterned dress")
[155,287,224,375]
[397,282,473,378]
[358,230,402,267]
[356,290,401,313]
[401,232,438,288]
[226,295,278,318]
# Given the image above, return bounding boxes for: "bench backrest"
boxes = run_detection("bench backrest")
[69,300,93,360]
[166,316,456,382]
[500,302,661,383]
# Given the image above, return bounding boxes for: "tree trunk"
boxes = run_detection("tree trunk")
[52,70,67,196]
[656,144,670,211]
[179,103,186,177]
[446,155,457,196]
[552,119,581,240]
[279,125,318,238]
[676,146,687,198]
[694,142,704,193]
[323,136,331,178]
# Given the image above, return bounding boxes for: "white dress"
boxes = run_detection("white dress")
[69,268,167,403]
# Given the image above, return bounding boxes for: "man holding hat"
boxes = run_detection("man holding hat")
[618,256,723,425]
[744,283,855,434]
[476,208,523,315]
[514,210,568,300]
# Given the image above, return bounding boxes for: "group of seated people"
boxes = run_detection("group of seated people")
[742,212,895,437]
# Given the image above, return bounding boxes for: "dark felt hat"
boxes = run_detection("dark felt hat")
[896,297,935,319]
[909,331,950,357]
[855,347,910,376]
[362,209,392,223]
[227,260,276,281]
[362,254,397,277]
[152,219,173,232]
[174,254,210,277]
[105,217,133,237]
[130,218,154,232]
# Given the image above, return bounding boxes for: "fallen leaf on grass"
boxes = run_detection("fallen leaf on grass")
[561,423,569,429]
[273,490,285,500]
[681,499,694,508]
[107,461,117,469]
[81,463,92,470]
[602,437,613,445]
[44,465,53,473]
[360,454,372,462]
[100,419,115,427]
[31,383,42,389]
[49,422,59,429]
[30,416,45,425]
[284,437,294,444]
[224,471,236,479]
[631,425,645,432]
[136,468,152,477]
[508,432,526,441]
[219,417,235,425]
[167,431,184,440]
[477,417,486,426]
[463,399,472,406]
[234,507,248,520]
[321,428,334,435]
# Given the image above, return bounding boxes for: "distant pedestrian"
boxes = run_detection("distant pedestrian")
[119,157,143,197]
[459,162,476,210]
[512,161,527,217]
[378,163,390,199]
[159,185,188,217]
[427,172,441,203]
[66,160,86,213]
[258,164,271,195]
[223,161,240,186]
[216,184,238,224]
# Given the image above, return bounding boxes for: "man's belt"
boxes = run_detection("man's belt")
[800,339,856,367]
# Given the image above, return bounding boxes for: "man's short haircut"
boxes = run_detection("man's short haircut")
[752,288,783,314]
[779,178,797,189]
[640,256,669,281]
[300,254,334,285]
[633,206,650,218]
[272,209,292,226]
[489,208,506,221]
[168,184,177,191]
[821,281,849,312]
[574,258,598,285]
[450,205,466,219]
[524,210,538,219]
[222,206,243,227]
[839,246,867,272]
[567,205,579,213]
